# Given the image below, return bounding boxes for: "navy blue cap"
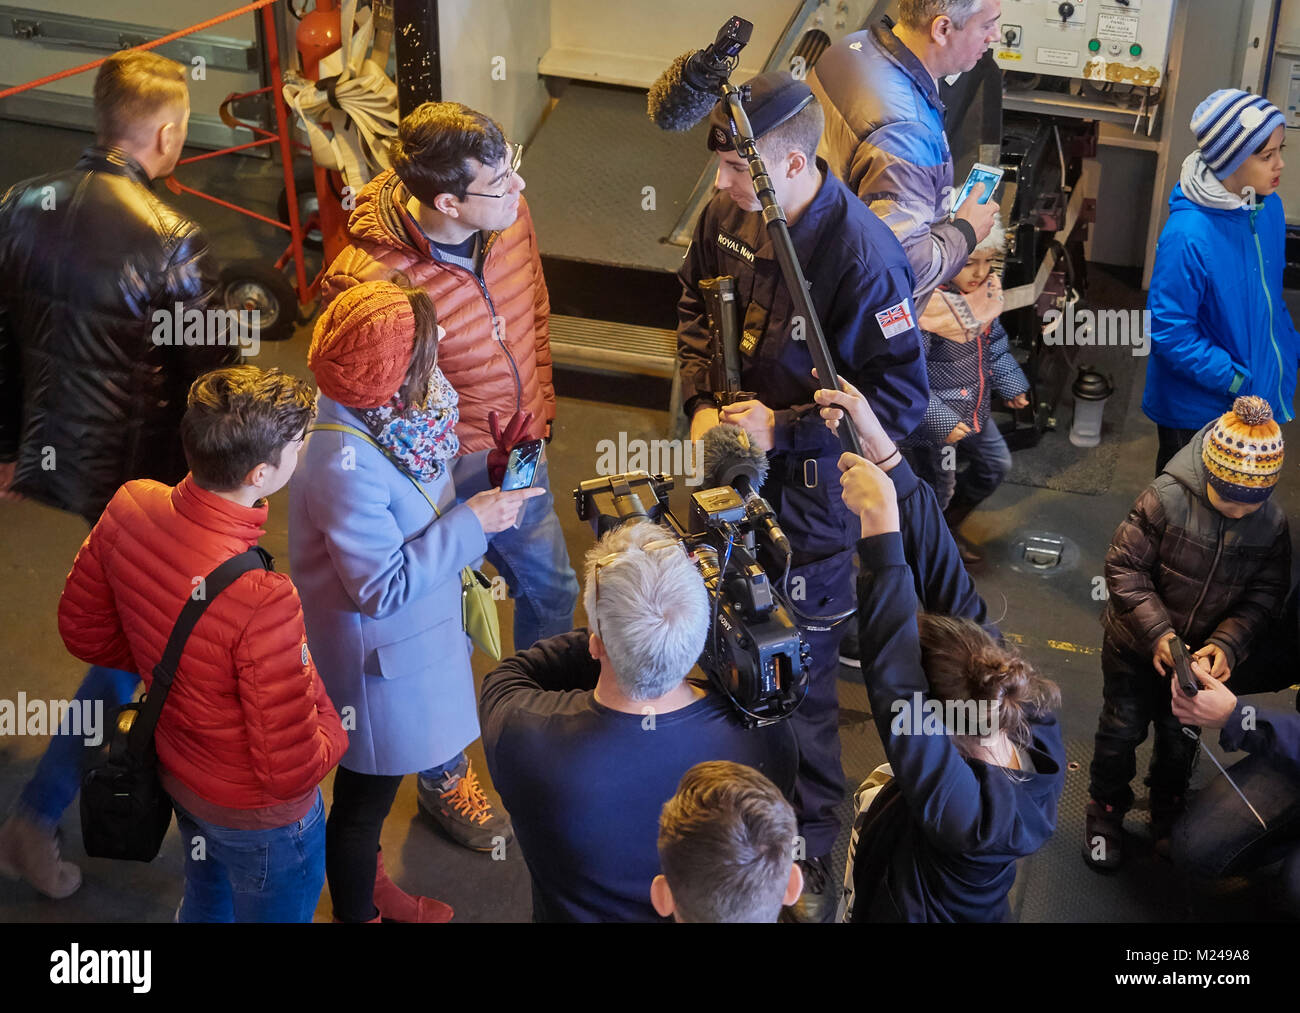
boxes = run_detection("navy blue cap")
[706,70,815,151]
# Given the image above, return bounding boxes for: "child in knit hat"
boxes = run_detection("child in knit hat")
[1142,88,1297,474]
[1084,395,1291,872]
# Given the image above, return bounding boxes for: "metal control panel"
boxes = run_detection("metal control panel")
[994,0,1177,86]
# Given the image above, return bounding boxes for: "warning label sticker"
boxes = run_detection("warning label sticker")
[1037,48,1080,68]
[1097,13,1139,43]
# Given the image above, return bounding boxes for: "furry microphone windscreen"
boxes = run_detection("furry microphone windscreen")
[702,423,769,490]
[647,51,720,131]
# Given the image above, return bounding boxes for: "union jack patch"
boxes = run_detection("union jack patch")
[875,299,915,339]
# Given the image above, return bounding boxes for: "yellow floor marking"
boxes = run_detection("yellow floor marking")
[1004,632,1100,656]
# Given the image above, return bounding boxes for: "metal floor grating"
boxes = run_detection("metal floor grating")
[525,82,711,274]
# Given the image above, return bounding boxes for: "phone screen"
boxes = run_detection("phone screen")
[951,163,1003,216]
[501,439,544,491]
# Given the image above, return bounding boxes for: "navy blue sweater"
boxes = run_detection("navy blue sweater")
[888,453,994,635]
[677,159,928,444]
[855,531,1065,921]
[479,630,799,923]
[1221,701,1300,780]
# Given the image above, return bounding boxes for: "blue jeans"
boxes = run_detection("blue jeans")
[418,751,466,784]
[482,459,579,651]
[173,788,326,923]
[18,666,139,828]
[914,421,1013,512]
[1172,748,1300,915]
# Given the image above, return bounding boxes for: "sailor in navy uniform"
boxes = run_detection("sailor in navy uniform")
[676,70,929,920]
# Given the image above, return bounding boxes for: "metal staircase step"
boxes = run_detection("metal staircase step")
[549,314,676,377]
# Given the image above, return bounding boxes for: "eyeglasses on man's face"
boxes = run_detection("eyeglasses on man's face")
[464,142,524,200]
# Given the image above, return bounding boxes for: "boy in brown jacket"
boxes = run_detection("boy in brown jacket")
[1086,396,1290,871]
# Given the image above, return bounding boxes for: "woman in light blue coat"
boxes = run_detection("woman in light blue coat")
[289,281,542,923]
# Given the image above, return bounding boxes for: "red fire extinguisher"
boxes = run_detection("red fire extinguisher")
[294,0,350,264]
[297,0,341,78]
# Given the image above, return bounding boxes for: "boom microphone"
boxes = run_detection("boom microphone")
[646,15,753,131]
[647,52,719,132]
[702,424,792,564]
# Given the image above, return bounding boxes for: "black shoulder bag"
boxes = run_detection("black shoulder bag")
[80,547,273,862]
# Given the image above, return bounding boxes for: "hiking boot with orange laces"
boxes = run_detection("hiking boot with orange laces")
[417,758,513,852]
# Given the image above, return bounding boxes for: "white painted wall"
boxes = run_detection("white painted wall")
[438,0,552,145]
[541,0,808,87]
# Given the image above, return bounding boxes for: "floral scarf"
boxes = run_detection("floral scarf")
[358,366,460,483]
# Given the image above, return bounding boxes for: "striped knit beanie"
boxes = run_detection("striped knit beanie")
[1202,396,1284,504]
[1192,89,1286,180]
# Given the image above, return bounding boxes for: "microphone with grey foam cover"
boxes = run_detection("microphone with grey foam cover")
[647,50,724,132]
[702,424,792,563]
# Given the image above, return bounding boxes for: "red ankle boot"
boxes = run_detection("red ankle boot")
[373,850,454,923]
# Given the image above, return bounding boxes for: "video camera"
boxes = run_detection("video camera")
[574,470,809,727]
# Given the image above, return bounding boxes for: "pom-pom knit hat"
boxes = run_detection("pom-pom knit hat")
[1202,395,1284,504]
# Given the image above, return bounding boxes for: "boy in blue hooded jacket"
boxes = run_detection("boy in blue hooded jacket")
[1143,89,1298,474]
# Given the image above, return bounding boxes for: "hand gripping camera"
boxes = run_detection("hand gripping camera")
[574,469,809,727]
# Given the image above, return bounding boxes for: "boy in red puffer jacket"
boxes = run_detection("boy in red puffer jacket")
[56,365,348,922]
[909,218,1030,565]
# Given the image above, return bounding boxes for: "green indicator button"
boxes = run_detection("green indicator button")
[1088,38,1101,52]
[1130,43,1143,57]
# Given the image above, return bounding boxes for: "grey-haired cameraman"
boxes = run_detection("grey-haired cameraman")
[478,521,797,923]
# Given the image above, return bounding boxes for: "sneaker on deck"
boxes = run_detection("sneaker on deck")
[417,757,513,852]
[839,630,862,669]
[1083,800,1125,873]
[0,811,81,899]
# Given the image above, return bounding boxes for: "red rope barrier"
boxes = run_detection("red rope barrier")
[0,0,281,102]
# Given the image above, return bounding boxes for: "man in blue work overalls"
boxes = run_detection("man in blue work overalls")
[677,70,930,922]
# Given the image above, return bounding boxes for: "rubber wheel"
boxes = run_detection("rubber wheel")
[277,171,323,249]
[219,261,299,343]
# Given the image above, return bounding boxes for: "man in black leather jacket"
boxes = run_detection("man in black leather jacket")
[0,50,238,523]
[0,51,238,901]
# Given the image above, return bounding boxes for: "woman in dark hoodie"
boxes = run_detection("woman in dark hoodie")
[819,383,1065,922]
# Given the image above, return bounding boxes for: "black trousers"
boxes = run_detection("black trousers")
[783,547,857,859]
[325,765,403,922]
[1155,426,1199,476]
[1088,638,1200,813]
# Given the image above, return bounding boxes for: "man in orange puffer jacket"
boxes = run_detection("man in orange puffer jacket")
[320,102,579,848]
[57,365,348,921]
